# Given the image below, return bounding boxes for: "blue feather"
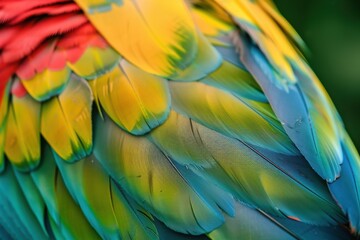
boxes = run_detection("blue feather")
[236,32,341,181]
[329,133,360,233]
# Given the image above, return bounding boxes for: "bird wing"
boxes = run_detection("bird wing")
[0,0,359,239]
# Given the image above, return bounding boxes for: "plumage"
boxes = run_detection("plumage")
[5,93,41,170]
[90,60,171,135]
[41,76,93,162]
[0,0,359,239]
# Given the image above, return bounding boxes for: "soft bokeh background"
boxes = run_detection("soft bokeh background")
[274,0,360,149]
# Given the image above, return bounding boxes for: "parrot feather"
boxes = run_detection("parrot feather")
[0,165,48,240]
[0,0,359,238]
[169,81,298,155]
[41,76,93,162]
[257,0,307,52]
[90,60,171,135]
[235,31,342,181]
[149,111,345,225]
[94,113,234,235]
[68,46,120,79]
[208,202,299,240]
[21,68,71,102]
[13,168,47,234]
[0,81,11,172]
[209,201,352,240]
[329,133,360,232]
[75,0,194,77]
[54,168,101,240]
[31,144,101,240]
[0,128,6,173]
[4,93,41,171]
[202,61,267,102]
[54,152,160,240]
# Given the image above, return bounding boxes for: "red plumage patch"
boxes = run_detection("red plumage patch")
[0,0,111,105]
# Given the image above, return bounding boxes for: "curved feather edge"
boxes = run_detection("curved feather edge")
[329,133,360,235]
[169,81,298,156]
[230,29,360,234]
[93,113,234,235]
[53,152,159,240]
[4,94,41,171]
[234,31,341,181]
[208,201,352,240]
[41,76,93,162]
[149,110,345,225]
[75,0,200,79]
[0,81,11,173]
[89,60,171,135]
[30,144,101,240]
[0,164,48,240]
[13,168,48,235]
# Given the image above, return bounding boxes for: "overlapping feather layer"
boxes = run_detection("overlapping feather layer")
[0,0,359,239]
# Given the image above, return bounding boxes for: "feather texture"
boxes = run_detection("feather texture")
[0,0,359,239]
[5,93,41,171]
[90,60,171,135]
[94,114,234,235]
[41,76,93,162]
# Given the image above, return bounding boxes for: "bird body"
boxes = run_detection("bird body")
[0,0,359,239]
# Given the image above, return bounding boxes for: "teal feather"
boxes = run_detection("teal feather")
[0,0,359,239]
[54,152,159,240]
[0,165,48,240]
[209,201,352,240]
[94,113,232,235]
[329,133,360,232]
[169,81,298,156]
[150,111,345,225]
[30,145,100,239]
[13,168,47,234]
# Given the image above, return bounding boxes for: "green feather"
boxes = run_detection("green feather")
[202,61,266,102]
[170,32,222,81]
[54,168,101,240]
[54,153,159,240]
[169,81,298,155]
[31,145,100,239]
[94,114,232,235]
[208,202,298,240]
[31,145,61,224]
[150,111,345,225]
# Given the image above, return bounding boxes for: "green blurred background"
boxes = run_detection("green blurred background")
[274,0,360,149]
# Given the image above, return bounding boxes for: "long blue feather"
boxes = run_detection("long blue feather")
[235,32,341,181]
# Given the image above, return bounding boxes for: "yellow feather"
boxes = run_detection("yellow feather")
[0,82,11,171]
[213,0,256,27]
[67,47,120,79]
[238,0,298,59]
[41,77,93,161]
[90,60,170,135]
[192,8,234,37]
[5,94,41,170]
[21,68,70,101]
[75,0,198,77]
